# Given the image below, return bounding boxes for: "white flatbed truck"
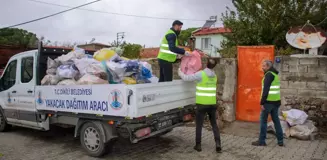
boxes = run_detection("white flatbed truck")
[0,43,196,157]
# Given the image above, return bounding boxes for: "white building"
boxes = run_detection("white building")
[192,27,231,57]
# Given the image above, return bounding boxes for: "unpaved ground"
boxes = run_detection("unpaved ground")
[0,125,326,160]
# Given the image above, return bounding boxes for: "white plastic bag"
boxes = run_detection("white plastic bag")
[77,74,108,85]
[56,47,86,63]
[282,109,308,126]
[57,79,77,85]
[106,61,126,81]
[73,58,99,76]
[267,120,290,138]
[290,120,318,140]
[85,63,105,74]
[148,76,159,83]
[41,75,61,85]
[47,58,61,75]
[57,64,79,79]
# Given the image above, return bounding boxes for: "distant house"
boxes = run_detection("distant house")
[78,43,111,51]
[192,27,231,57]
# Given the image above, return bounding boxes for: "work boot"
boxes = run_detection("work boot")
[193,143,202,152]
[278,143,285,147]
[216,142,222,153]
[251,141,267,146]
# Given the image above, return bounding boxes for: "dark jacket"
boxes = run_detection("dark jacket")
[260,67,281,105]
[165,28,185,55]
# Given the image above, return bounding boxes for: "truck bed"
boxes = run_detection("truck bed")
[35,80,195,119]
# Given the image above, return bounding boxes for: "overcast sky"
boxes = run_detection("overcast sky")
[0,0,233,47]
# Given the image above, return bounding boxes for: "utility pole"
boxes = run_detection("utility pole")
[116,32,125,47]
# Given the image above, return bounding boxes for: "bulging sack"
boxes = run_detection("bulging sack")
[77,74,108,85]
[181,50,202,75]
[93,48,117,61]
[57,64,79,79]
[267,120,290,138]
[290,120,318,140]
[282,109,308,126]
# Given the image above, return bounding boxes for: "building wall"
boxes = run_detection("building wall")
[275,56,327,126]
[194,34,227,57]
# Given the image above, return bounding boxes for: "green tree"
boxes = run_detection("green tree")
[221,0,327,55]
[122,43,142,59]
[0,28,39,48]
[178,28,199,46]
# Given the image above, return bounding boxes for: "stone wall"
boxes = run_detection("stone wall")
[276,55,327,126]
[146,58,237,125]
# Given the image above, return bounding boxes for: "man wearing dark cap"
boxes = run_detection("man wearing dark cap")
[157,20,190,82]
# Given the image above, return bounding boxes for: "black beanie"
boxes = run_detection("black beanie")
[172,20,183,26]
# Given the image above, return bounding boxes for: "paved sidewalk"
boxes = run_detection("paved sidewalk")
[0,126,326,160]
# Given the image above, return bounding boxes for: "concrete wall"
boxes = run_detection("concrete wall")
[146,58,237,125]
[194,34,226,57]
[276,55,327,126]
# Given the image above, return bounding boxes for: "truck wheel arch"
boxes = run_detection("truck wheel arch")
[74,119,118,143]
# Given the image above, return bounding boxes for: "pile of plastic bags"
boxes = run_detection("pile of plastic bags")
[267,109,318,140]
[41,46,159,86]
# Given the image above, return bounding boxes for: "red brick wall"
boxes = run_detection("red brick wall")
[0,45,35,69]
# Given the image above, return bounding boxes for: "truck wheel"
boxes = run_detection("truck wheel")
[0,111,11,132]
[80,122,113,157]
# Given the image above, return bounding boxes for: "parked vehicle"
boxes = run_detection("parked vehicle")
[0,43,195,157]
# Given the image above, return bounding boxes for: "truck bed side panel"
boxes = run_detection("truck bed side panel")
[35,84,129,117]
[128,80,196,118]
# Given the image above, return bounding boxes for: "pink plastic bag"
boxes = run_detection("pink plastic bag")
[181,50,202,74]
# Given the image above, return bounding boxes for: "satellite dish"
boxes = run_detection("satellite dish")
[286,24,327,49]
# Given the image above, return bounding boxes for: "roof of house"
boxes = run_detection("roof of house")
[140,47,160,58]
[192,27,231,36]
[78,43,111,47]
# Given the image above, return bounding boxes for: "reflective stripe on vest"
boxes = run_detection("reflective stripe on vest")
[261,71,281,101]
[196,71,217,105]
[157,29,178,62]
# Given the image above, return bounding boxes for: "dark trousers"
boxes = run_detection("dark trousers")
[259,103,284,145]
[158,59,173,82]
[195,104,221,146]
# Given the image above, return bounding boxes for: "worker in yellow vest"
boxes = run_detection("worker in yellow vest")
[178,59,222,153]
[157,20,190,82]
[252,60,284,147]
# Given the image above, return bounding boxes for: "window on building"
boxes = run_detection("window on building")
[1,60,17,90]
[201,38,211,50]
[21,57,34,83]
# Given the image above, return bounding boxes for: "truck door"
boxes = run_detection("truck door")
[16,53,39,127]
[0,59,19,124]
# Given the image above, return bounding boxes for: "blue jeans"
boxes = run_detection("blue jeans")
[259,103,283,145]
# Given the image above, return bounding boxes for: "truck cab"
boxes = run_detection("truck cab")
[0,50,43,129]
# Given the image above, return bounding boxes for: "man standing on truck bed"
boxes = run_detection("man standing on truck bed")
[178,59,222,153]
[157,20,190,82]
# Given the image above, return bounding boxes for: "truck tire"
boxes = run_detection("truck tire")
[0,111,11,132]
[80,122,114,157]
